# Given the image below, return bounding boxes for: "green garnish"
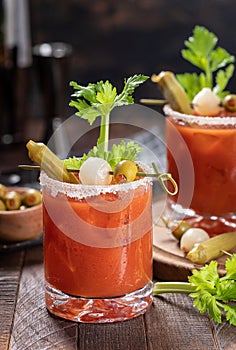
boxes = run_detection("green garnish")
[67,75,148,169]
[64,140,142,170]
[177,25,235,101]
[153,254,236,326]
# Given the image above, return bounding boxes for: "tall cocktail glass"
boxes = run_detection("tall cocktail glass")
[164,105,236,236]
[40,169,153,323]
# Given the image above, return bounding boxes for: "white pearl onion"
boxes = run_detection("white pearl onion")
[79,157,113,185]
[192,88,221,116]
[180,228,209,253]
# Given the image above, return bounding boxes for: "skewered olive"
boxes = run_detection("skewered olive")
[114,160,138,183]
[162,217,191,240]
[5,191,21,210]
[22,189,42,207]
[223,94,236,112]
[0,184,8,199]
[170,220,191,240]
[0,199,6,211]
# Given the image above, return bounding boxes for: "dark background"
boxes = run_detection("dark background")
[31,0,236,98]
[1,0,236,173]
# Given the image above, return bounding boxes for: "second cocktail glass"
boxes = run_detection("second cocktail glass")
[164,104,236,236]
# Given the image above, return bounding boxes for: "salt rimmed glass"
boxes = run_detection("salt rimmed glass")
[164,104,236,236]
[40,169,153,323]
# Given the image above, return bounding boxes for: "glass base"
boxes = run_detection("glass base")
[166,200,236,236]
[45,281,153,323]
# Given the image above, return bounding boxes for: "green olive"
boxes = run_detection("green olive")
[223,94,236,112]
[5,191,21,210]
[114,160,138,183]
[0,184,8,199]
[165,219,191,240]
[171,220,191,240]
[22,189,42,207]
[0,199,6,211]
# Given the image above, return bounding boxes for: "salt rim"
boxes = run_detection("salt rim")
[164,104,236,126]
[40,162,152,199]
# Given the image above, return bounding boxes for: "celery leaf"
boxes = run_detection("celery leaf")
[69,74,148,157]
[64,140,142,171]
[224,304,236,326]
[191,290,222,323]
[154,254,236,326]
[177,25,235,100]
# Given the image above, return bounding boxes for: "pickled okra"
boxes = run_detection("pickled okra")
[187,232,236,264]
[26,140,79,184]
[151,71,192,114]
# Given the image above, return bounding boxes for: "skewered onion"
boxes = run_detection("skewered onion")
[180,228,209,253]
[79,157,113,185]
[192,88,221,116]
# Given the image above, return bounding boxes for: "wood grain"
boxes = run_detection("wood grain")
[78,316,147,350]
[145,296,218,350]
[0,251,24,350]
[9,246,77,350]
[212,323,236,350]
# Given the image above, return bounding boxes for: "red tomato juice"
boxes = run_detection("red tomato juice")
[43,182,153,298]
[166,110,236,235]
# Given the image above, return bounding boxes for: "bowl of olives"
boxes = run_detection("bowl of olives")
[0,184,43,242]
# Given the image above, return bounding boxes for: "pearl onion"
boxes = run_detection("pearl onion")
[79,157,113,185]
[192,88,221,116]
[180,228,209,253]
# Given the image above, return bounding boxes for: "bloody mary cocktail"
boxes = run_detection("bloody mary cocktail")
[40,170,153,323]
[26,75,158,323]
[165,105,236,236]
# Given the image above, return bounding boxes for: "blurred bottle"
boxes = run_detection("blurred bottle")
[0,0,32,145]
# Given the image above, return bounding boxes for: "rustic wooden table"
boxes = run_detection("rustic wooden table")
[1,241,236,350]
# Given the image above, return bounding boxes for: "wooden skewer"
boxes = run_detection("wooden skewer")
[139,98,167,105]
[18,165,41,170]
[19,161,178,195]
[19,164,82,174]
[18,164,174,181]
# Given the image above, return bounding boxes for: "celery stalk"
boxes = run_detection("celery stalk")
[97,113,110,153]
[153,282,196,295]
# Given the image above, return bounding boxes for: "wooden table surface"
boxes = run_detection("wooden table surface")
[1,241,236,350]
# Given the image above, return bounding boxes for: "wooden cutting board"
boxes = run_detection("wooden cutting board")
[152,196,236,281]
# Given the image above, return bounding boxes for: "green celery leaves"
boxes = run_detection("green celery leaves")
[153,254,236,327]
[177,26,235,101]
[189,254,236,326]
[68,75,148,168]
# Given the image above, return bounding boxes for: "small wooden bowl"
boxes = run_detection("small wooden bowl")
[0,187,43,242]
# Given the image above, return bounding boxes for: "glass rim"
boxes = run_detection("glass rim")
[163,104,236,126]
[40,165,152,199]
